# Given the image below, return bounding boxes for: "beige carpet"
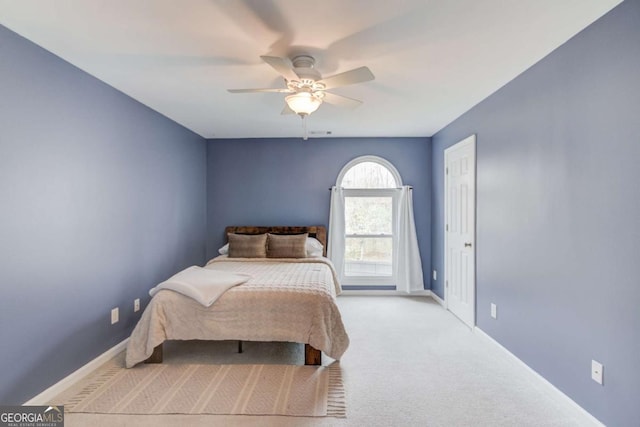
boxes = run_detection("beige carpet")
[54,358,345,418]
[51,297,600,426]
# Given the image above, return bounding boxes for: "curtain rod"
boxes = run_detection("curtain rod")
[328,186,412,190]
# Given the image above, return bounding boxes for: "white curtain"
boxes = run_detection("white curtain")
[395,186,424,293]
[327,186,345,279]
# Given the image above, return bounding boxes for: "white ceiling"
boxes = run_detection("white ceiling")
[0,0,622,139]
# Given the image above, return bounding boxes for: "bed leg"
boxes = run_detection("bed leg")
[305,344,321,366]
[238,340,243,353]
[145,343,163,364]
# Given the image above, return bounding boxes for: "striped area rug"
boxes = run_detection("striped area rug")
[56,362,345,417]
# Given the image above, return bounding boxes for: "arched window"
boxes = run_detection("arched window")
[338,157,401,189]
[335,156,402,286]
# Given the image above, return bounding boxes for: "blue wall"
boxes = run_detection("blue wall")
[431,1,640,425]
[206,137,431,289]
[0,25,207,404]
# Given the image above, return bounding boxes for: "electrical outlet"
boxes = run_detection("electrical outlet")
[592,360,604,385]
[490,303,497,319]
[111,307,119,324]
[432,270,437,281]
[134,298,140,312]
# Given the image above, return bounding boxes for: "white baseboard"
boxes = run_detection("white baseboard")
[473,328,605,427]
[23,338,129,405]
[340,289,432,297]
[430,291,445,307]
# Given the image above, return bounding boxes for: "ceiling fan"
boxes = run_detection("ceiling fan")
[227,55,374,137]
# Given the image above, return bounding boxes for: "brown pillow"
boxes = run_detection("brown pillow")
[267,233,308,258]
[227,233,267,258]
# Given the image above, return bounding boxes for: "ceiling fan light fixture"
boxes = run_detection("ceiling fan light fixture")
[285,92,322,116]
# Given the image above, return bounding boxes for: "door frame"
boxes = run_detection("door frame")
[444,134,477,327]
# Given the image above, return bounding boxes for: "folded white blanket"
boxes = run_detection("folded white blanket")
[149,266,251,307]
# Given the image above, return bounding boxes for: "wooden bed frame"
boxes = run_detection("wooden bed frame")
[145,225,327,366]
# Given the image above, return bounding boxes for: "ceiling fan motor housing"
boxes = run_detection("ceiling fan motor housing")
[291,54,316,70]
[291,55,322,86]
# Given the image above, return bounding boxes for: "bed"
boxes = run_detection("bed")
[125,226,349,368]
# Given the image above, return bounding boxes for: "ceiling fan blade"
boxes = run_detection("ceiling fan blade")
[322,92,363,109]
[327,7,427,63]
[318,66,374,90]
[227,88,293,93]
[216,1,293,56]
[260,55,300,82]
[281,104,296,115]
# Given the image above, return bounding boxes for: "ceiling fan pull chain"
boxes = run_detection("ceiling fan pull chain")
[302,115,308,141]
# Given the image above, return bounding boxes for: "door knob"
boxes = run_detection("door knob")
[464,242,472,247]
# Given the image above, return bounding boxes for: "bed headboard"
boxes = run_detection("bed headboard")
[224,226,327,257]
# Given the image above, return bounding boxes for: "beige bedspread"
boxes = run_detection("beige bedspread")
[125,256,349,368]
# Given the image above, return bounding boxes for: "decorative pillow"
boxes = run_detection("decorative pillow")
[267,233,308,258]
[306,237,324,257]
[227,233,267,258]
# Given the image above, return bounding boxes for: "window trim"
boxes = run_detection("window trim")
[336,156,403,287]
